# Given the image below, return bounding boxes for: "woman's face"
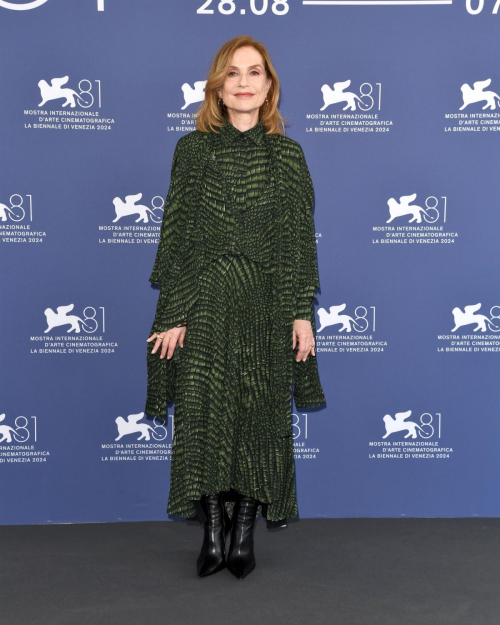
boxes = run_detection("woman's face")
[217,46,272,118]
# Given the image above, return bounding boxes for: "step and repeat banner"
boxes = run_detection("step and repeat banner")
[1,0,499,524]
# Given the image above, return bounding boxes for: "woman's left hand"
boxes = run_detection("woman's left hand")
[292,319,316,362]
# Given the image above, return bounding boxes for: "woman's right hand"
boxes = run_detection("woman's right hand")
[147,325,187,360]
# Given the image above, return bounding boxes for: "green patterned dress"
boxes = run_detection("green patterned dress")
[145,114,325,528]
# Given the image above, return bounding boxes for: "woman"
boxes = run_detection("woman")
[145,36,326,580]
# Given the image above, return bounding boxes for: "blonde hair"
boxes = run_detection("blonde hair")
[194,35,286,136]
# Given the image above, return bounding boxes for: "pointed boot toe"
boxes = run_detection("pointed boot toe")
[226,493,258,580]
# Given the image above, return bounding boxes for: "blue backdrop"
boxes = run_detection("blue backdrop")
[1,0,499,524]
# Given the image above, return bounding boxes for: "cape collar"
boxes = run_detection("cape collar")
[219,114,265,146]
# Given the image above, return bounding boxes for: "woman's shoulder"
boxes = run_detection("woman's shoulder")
[174,129,207,154]
[269,134,309,179]
[169,131,212,172]
[271,133,306,161]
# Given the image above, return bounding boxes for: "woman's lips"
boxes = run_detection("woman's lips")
[235,94,254,98]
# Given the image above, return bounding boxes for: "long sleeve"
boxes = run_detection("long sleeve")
[149,139,191,333]
[293,146,321,325]
[291,146,326,408]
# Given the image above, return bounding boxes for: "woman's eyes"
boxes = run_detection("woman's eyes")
[228,71,260,77]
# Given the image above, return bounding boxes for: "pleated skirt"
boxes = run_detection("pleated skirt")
[166,253,298,526]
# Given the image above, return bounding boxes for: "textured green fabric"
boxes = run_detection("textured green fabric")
[145,114,326,527]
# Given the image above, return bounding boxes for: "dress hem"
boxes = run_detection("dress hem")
[189,497,293,530]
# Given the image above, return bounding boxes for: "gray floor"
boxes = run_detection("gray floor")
[1,518,499,625]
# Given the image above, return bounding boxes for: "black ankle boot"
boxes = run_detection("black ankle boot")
[226,493,259,580]
[197,492,231,578]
